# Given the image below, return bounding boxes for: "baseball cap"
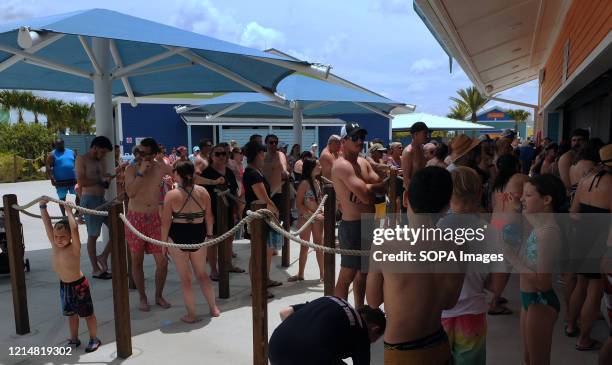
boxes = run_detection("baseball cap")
[340,122,367,139]
[369,143,387,153]
[177,146,187,153]
[193,146,200,153]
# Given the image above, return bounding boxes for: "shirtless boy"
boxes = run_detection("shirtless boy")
[75,136,113,278]
[40,198,101,353]
[332,122,386,309]
[125,138,221,311]
[366,166,464,364]
[401,122,428,208]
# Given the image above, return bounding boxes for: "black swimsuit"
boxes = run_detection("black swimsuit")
[169,187,207,253]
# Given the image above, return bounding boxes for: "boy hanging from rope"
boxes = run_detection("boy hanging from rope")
[39,196,101,352]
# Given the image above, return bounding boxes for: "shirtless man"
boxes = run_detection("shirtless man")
[125,138,222,311]
[262,134,290,216]
[401,122,428,208]
[194,139,213,174]
[366,166,464,364]
[332,123,386,309]
[319,134,341,180]
[75,136,113,279]
[558,128,589,193]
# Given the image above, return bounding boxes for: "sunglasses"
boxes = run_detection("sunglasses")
[214,151,227,157]
[267,140,278,145]
[348,134,366,142]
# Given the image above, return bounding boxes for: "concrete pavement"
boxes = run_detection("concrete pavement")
[0,180,607,364]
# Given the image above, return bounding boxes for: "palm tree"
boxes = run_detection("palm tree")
[43,98,66,132]
[30,96,47,124]
[446,103,470,120]
[507,109,530,137]
[449,86,488,123]
[13,90,32,123]
[65,102,94,134]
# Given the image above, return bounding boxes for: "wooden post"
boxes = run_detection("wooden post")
[217,193,230,299]
[2,194,30,335]
[281,178,291,267]
[323,185,336,296]
[389,169,397,227]
[108,202,132,359]
[123,200,136,290]
[250,201,268,365]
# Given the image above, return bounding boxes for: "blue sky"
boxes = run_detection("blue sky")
[2,0,538,119]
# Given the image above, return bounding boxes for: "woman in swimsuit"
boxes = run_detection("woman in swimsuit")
[505,174,565,365]
[530,143,558,176]
[567,143,611,352]
[161,160,220,322]
[288,157,324,282]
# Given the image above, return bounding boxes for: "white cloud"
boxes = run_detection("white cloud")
[0,0,36,22]
[170,0,285,50]
[409,58,446,73]
[240,21,285,49]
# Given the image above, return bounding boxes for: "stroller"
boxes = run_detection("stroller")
[0,207,30,274]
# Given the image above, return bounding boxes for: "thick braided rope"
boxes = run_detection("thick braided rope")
[119,213,253,249]
[12,195,109,217]
[247,209,369,256]
[291,194,328,236]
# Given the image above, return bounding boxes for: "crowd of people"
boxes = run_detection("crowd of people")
[39,122,611,363]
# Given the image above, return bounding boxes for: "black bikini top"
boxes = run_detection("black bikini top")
[172,186,205,222]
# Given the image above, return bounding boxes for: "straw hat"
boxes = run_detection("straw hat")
[450,134,480,163]
[600,144,612,167]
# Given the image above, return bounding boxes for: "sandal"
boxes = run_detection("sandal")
[487,306,512,315]
[287,275,304,282]
[267,279,283,287]
[92,272,112,280]
[210,273,220,282]
[229,266,245,273]
[575,339,602,351]
[564,324,580,338]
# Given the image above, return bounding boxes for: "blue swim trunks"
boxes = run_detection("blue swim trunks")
[80,194,107,238]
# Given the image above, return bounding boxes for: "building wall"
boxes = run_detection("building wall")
[540,1,612,106]
[120,103,187,153]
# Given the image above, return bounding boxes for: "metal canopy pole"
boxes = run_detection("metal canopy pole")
[93,37,116,245]
[292,101,303,149]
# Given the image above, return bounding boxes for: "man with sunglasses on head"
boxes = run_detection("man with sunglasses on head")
[194,139,213,174]
[332,123,386,309]
[401,122,429,209]
[124,138,223,312]
[262,134,290,249]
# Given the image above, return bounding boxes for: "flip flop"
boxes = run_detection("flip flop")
[496,297,508,305]
[575,340,602,351]
[92,272,112,280]
[287,275,304,282]
[487,306,512,315]
[210,273,220,282]
[229,266,245,273]
[564,325,580,338]
[267,279,283,287]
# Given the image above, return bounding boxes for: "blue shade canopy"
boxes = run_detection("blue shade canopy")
[178,75,406,118]
[0,9,310,97]
[393,113,494,131]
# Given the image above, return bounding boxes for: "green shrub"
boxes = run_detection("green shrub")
[0,122,55,159]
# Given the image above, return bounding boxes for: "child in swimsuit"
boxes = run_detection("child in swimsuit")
[39,197,101,353]
[506,174,565,365]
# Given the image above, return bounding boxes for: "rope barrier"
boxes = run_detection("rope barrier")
[10,193,369,256]
[247,209,369,256]
[120,212,253,250]
[11,194,120,219]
